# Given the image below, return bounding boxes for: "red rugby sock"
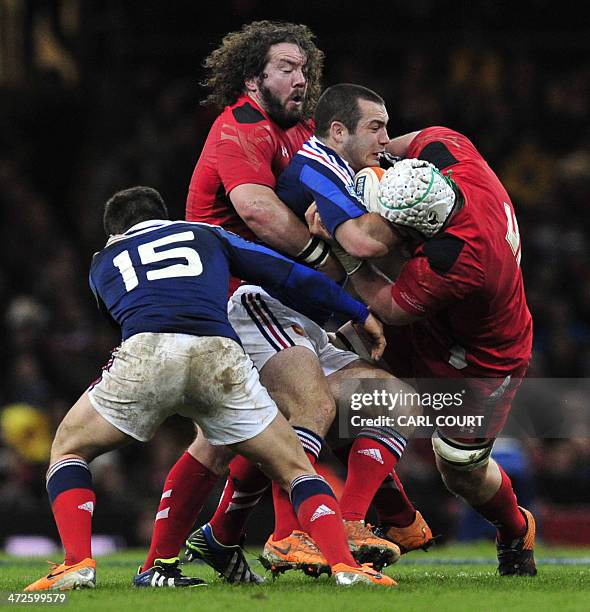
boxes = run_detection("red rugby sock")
[46,457,95,565]
[340,437,400,521]
[52,488,96,565]
[291,476,357,567]
[272,450,318,540]
[208,455,269,545]
[372,469,417,527]
[142,452,218,570]
[473,465,526,544]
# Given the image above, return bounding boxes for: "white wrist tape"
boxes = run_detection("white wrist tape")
[296,236,331,268]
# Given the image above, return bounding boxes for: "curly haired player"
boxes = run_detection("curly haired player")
[140,23,423,584]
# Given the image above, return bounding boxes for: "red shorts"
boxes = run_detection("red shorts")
[382,325,529,440]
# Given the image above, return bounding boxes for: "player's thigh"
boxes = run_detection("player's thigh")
[327,358,394,400]
[187,425,234,476]
[432,368,526,441]
[326,358,420,439]
[52,391,132,463]
[260,345,336,435]
[230,412,313,491]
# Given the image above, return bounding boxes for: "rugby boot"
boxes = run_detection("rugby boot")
[496,506,537,576]
[24,558,96,591]
[260,530,330,577]
[184,522,264,584]
[133,557,206,587]
[374,510,434,553]
[333,562,397,587]
[344,520,400,569]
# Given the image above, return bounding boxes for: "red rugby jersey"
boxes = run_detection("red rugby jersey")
[390,127,532,375]
[186,94,314,240]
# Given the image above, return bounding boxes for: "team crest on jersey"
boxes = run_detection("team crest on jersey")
[291,324,306,337]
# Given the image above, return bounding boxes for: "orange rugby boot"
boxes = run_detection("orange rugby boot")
[496,506,537,576]
[332,562,397,587]
[24,558,96,591]
[374,510,434,553]
[260,530,329,577]
[343,520,401,569]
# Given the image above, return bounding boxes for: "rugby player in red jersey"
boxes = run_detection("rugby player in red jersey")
[140,22,414,583]
[337,127,536,576]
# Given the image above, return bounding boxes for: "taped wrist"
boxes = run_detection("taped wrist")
[296,236,331,269]
[331,243,364,276]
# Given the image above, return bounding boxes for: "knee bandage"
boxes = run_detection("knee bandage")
[431,429,493,471]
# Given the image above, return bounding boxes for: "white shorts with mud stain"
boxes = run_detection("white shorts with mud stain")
[87,333,278,445]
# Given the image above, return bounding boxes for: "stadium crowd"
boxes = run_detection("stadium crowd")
[1,1,589,548]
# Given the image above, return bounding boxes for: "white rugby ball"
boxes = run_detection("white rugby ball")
[353,166,385,213]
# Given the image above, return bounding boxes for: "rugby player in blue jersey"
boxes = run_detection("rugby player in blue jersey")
[276,83,433,555]
[23,186,396,591]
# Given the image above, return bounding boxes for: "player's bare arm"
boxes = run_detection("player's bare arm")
[305,202,398,259]
[334,213,399,258]
[385,130,421,158]
[349,264,422,326]
[231,183,311,252]
[231,183,345,280]
[358,311,386,360]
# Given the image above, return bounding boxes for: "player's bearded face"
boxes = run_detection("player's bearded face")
[255,43,308,129]
[258,81,306,129]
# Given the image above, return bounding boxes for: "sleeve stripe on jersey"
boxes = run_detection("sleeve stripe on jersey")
[299,138,354,185]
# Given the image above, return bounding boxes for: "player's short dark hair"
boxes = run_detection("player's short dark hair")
[314,84,385,138]
[103,186,169,236]
[201,20,324,118]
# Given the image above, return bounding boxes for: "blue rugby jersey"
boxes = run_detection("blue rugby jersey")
[89,220,368,342]
[276,136,367,235]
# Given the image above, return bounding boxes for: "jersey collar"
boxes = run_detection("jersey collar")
[105,219,171,247]
[308,136,355,178]
[236,94,271,122]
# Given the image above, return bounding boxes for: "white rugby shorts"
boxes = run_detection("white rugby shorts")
[87,333,278,445]
[228,285,359,374]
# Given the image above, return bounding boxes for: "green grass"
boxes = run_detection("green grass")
[1,543,589,611]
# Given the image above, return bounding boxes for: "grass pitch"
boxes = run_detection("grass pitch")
[1,542,589,611]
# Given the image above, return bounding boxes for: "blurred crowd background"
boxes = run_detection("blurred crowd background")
[1,0,589,552]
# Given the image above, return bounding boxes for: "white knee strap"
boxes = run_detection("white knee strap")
[431,429,493,471]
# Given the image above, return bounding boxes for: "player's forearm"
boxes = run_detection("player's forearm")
[335,214,399,259]
[231,184,315,255]
[386,131,421,158]
[349,264,419,325]
[231,185,345,281]
[240,199,311,253]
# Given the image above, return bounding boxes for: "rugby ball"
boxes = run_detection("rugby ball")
[353,166,385,214]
